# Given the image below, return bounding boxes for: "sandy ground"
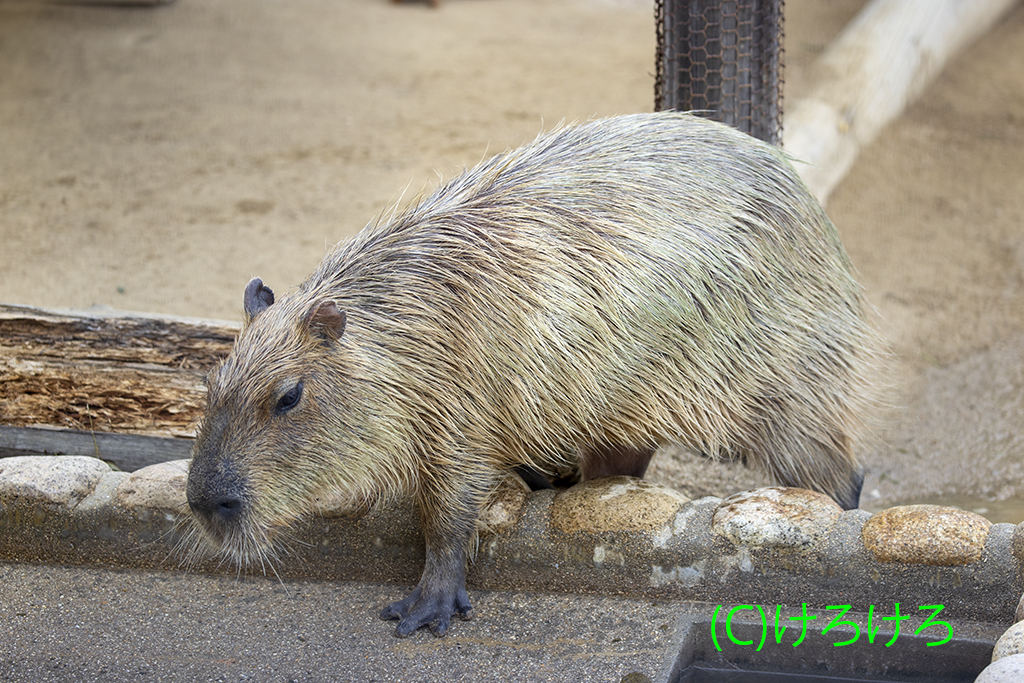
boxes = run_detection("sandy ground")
[1,0,1023,519]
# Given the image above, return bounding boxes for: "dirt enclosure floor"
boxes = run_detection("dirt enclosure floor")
[1,0,1023,519]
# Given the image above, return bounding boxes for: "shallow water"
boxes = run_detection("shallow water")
[860,338,1024,516]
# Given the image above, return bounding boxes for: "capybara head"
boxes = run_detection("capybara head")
[185,278,412,565]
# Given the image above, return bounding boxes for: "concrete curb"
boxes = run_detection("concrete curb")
[1,455,1020,626]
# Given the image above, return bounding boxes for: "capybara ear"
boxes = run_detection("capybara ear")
[243,278,275,321]
[304,300,346,343]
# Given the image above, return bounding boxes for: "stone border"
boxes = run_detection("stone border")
[1,455,1020,626]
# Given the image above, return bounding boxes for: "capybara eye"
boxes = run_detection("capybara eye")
[275,381,304,415]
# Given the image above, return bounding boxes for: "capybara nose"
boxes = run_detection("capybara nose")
[186,460,247,525]
[188,493,245,523]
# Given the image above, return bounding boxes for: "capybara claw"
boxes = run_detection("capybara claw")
[382,587,472,637]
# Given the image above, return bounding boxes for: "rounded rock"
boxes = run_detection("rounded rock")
[712,487,842,549]
[478,478,529,535]
[0,455,110,507]
[1012,521,1024,583]
[975,653,1024,682]
[993,621,1024,662]
[114,459,189,512]
[551,477,689,534]
[861,504,991,566]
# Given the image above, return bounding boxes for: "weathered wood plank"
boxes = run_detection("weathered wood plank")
[0,304,238,465]
[0,425,193,471]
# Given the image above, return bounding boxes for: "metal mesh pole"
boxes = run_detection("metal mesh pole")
[656,0,784,146]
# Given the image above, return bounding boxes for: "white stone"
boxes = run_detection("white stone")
[974,653,1024,682]
[113,459,189,512]
[712,487,841,549]
[0,455,111,506]
[992,621,1024,662]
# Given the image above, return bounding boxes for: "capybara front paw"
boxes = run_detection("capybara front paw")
[381,586,472,637]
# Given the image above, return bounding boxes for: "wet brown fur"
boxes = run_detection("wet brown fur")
[186,112,884,636]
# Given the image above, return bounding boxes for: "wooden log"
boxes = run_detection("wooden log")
[0,303,238,469]
[0,425,192,471]
[784,0,1020,204]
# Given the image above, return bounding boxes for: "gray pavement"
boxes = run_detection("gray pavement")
[1,561,1006,683]
[0,563,688,683]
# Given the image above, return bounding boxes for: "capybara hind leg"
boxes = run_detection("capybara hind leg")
[580,445,656,480]
[838,469,864,511]
[754,428,864,511]
[773,460,864,510]
[514,465,554,491]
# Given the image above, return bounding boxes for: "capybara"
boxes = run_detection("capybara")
[186,112,882,637]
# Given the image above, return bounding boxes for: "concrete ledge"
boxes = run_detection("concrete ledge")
[1,455,1021,627]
